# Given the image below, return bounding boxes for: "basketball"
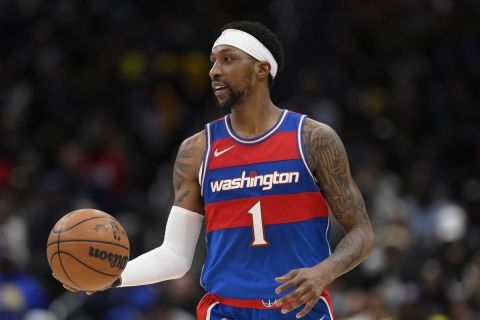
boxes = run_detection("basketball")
[46,209,130,292]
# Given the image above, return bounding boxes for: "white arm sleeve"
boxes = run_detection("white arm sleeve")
[119,206,203,287]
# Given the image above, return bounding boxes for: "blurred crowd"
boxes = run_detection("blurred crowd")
[1,0,479,319]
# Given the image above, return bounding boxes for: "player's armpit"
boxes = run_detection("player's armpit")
[303,118,374,277]
[173,131,206,214]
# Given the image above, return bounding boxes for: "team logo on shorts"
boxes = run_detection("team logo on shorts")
[262,299,276,308]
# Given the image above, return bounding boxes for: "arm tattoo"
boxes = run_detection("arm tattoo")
[175,190,190,205]
[303,119,373,277]
[172,132,205,211]
[173,137,196,193]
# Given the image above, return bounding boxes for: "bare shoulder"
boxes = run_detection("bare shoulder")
[178,130,206,164]
[181,130,206,150]
[173,130,206,212]
[174,130,206,184]
[303,117,369,228]
[303,117,341,141]
[302,118,346,173]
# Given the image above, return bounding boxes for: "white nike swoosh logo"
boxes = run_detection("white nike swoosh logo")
[214,145,236,157]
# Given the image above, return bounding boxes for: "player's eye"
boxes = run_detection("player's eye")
[223,56,233,63]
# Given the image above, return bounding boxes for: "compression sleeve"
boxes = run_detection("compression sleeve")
[119,206,204,287]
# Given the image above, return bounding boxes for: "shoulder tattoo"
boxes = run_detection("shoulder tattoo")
[173,131,205,207]
[303,119,367,224]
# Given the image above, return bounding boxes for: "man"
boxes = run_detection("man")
[59,21,374,319]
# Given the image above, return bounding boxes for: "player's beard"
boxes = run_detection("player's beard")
[216,81,252,111]
[217,87,242,111]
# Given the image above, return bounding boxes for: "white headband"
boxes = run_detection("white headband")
[212,28,278,78]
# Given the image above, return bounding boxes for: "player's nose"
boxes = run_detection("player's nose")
[209,61,222,80]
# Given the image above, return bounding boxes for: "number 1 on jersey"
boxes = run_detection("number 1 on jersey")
[248,201,270,246]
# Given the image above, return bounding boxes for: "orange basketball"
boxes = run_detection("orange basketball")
[46,209,130,292]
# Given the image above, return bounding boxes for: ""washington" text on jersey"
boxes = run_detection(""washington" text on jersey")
[210,170,300,192]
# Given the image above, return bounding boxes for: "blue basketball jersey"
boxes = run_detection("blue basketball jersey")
[199,109,331,300]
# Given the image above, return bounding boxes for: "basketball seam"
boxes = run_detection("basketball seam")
[57,214,86,291]
[46,239,130,251]
[59,216,121,233]
[55,250,121,277]
[50,251,84,290]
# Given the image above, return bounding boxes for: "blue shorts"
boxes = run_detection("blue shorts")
[197,292,334,320]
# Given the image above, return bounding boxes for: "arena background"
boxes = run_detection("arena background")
[1,0,479,319]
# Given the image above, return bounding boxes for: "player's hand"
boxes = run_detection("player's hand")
[274,264,334,318]
[52,273,79,293]
[52,273,119,295]
[83,281,117,295]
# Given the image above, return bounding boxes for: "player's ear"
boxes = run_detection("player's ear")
[256,62,270,81]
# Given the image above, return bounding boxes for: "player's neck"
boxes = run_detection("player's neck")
[229,96,281,139]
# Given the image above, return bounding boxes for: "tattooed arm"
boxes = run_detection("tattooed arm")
[275,119,373,318]
[55,132,206,291]
[107,131,206,288]
[173,131,206,213]
[304,119,373,276]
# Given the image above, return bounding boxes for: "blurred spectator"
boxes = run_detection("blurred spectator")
[0,256,49,319]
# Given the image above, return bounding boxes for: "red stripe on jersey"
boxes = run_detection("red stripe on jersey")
[208,131,299,170]
[205,192,328,232]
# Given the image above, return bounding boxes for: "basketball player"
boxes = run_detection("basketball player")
[57,21,374,319]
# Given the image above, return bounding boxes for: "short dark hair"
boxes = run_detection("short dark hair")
[220,21,285,87]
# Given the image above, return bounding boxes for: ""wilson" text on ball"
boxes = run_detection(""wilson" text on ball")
[88,247,128,269]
